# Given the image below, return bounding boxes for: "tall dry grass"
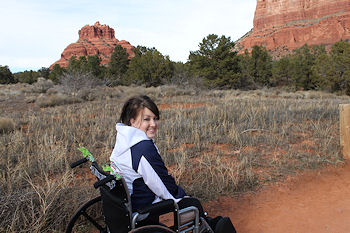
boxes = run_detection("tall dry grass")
[0,83,349,232]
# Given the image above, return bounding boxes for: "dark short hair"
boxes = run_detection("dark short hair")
[119,95,160,125]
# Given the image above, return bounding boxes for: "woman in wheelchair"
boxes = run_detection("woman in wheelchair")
[109,95,236,233]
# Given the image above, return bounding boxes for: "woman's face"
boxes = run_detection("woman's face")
[130,107,159,139]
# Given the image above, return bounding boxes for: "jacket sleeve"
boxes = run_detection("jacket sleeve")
[131,140,186,201]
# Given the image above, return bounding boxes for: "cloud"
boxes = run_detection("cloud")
[0,0,256,70]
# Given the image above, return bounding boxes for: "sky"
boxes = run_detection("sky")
[0,0,256,73]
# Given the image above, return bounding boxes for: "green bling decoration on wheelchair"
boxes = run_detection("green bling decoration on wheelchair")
[67,95,236,233]
[77,146,95,162]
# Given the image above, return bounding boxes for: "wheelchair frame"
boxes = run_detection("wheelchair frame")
[66,150,212,233]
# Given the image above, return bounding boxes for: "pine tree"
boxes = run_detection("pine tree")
[188,34,241,89]
[86,55,104,79]
[271,55,293,87]
[289,44,319,90]
[49,64,64,83]
[107,44,130,84]
[0,65,15,84]
[126,46,174,87]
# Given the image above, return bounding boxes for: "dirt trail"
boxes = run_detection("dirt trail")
[204,161,350,233]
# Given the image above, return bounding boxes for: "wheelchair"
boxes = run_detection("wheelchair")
[66,147,214,233]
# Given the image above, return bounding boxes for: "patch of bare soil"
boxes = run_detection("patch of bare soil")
[204,161,350,233]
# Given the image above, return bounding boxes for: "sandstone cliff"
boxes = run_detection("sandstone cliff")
[236,0,350,56]
[50,22,135,68]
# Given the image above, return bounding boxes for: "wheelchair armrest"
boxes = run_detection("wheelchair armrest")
[137,199,176,216]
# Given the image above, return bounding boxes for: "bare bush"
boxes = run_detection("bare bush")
[59,72,104,96]
[0,117,15,133]
[35,93,82,108]
[32,77,54,93]
[0,172,97,233]
[76,86,121,101]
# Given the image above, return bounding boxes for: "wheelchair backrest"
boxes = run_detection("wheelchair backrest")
[90,162,133,233]
[90,161,130,201]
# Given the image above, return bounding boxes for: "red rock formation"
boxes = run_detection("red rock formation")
[50,22,135,68]
[236,0,350,57]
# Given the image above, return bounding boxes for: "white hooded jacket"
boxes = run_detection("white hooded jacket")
[110,123,186,211]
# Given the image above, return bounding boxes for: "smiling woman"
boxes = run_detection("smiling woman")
[110,95,191,216]
[109,95,236,232]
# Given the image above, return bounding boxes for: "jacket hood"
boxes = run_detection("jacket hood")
[112,123,150,157]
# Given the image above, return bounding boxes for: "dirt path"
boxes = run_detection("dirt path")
[204,161,350,233]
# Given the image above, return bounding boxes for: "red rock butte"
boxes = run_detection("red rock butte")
[236,0,350,56]
[50,22,135,68]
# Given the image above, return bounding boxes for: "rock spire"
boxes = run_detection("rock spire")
[50,22,135,68]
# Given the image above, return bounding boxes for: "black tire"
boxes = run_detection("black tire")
[128,225,176,233]
[66,196,108,233]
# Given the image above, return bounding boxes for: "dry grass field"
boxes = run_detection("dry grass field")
[1,80,349,232]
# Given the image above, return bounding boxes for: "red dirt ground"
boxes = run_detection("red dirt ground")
[204,161,350,233]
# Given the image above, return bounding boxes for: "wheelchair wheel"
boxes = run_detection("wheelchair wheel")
[66,196,108,233]
[129,225,176,233]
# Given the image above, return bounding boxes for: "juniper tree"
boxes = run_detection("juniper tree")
[188,34,241,89]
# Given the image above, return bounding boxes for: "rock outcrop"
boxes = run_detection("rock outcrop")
[51,22,135,68]
[236,0,350,57]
